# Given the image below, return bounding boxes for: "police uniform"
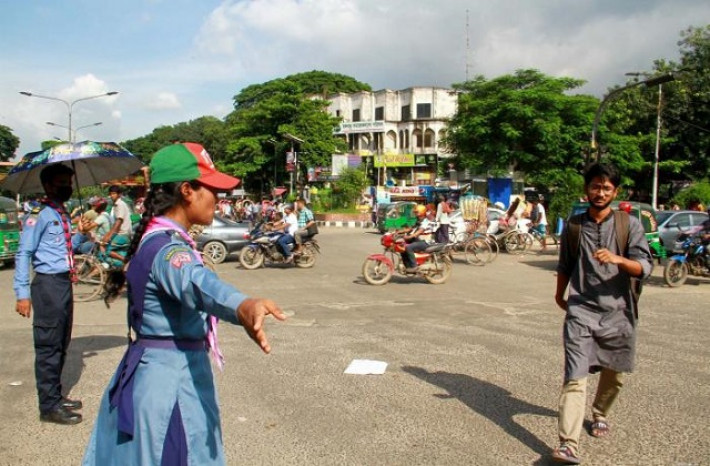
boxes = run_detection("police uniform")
[83,218,247,465]
[14,204,79,415]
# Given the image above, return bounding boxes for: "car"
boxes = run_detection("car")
[656,210,708,254]
[195,215,252,264]
[448,207,507,240]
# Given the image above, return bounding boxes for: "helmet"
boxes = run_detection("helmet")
[414,204,427,216]
[494,201,505,210]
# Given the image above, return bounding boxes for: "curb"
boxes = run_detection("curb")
[317,220,375,229]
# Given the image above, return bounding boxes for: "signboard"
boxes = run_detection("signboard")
[335,121,386,134]
[374,153,415,168]
[332,154,348,176]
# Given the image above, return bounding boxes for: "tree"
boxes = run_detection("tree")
[446,69,598,187]
[121,116,227,162]
[332,167,368,209]
[222,71,371,194]
[0,125,20,161]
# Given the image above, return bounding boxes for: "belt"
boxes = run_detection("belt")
[35,271,70,277]
[108,337,206,437]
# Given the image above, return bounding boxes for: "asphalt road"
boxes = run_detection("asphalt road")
[0,227,708,466]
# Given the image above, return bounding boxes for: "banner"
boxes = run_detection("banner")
[374,153,415,168]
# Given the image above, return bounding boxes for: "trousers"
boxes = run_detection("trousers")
[31,272,74,414]
[558,368,624,454]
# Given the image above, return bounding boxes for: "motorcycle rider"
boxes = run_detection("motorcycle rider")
[398,204,432,273]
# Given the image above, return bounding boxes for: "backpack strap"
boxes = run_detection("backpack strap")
[566,213,584,264]
[613,210,642,317]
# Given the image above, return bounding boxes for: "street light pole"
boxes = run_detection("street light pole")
[20,91,118,142]
[589,73,674,164]
[651,83,663,210]
[47,121,102,142]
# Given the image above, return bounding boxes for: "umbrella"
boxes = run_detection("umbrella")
[0,141,144,194]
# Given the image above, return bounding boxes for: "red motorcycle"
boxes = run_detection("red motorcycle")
[362,232,453,285]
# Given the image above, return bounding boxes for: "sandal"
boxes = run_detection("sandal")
[590,419,610,438]
[551,444,580,464]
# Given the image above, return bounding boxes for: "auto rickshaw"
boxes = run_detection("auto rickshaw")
[376,201,418,233]
[0,196,20,266]
[569,201,665,261]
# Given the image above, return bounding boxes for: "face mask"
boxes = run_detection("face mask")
[55,186,73,202]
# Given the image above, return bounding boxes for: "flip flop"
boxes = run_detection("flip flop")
[551,445,580,464]
[590,420,610,438]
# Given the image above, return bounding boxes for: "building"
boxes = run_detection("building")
[322,87,458,186]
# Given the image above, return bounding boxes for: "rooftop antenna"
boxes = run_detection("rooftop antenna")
[465,9,471,82]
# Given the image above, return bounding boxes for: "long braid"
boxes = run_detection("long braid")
[103,182,188,306]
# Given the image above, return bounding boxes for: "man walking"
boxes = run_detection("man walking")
[552,163,653,464]
[14,164,82,425]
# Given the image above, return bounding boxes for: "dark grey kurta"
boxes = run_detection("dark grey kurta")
[557,211,653,381]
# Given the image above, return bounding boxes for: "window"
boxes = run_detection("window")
[672,214,691,228]
[401,105,411,121]
[336,110,341,117]
[375,106,384,121]
[352,109,361,122]
[416,103,432,119]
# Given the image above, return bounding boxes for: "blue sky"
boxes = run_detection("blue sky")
[1,0,708,159]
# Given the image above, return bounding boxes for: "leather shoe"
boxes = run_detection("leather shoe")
[40,406,82,425]
[405,266,418,273]
[60,397,82,410]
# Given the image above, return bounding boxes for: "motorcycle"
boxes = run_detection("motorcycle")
[663,233,709,287]
[362,232,452,285]
[239,222,320,269]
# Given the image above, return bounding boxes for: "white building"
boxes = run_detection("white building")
[320,87,458,186]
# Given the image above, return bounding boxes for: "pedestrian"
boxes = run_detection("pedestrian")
[435,194,451,244]
[13,163,83,425]
[528,195,548,251]
[82,143,286,465]
[551,162,653,464]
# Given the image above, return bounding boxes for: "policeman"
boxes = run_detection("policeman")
[14,163,82,425]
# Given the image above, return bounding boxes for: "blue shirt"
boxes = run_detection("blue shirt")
[14,205,80,300]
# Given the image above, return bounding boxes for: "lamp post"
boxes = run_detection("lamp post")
[20,91,118,143]
[625,72,675,210]
[589,73,674,167]
[46,121,102,142]
[265,138,278,188]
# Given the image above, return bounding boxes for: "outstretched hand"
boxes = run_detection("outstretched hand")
[237,298,287,353]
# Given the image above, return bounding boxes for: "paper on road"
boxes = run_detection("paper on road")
[344,359,388,375]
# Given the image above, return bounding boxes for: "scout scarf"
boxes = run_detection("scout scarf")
[144,216,225,370]
[41,197,76,281]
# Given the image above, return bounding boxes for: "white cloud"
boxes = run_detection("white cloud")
[146,92,182,110]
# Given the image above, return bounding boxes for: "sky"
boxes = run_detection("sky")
[1,0,708,159]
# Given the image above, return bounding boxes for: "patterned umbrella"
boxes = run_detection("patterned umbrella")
[0,141,144,194]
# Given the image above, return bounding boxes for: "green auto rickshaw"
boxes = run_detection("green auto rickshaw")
[0,196,20,266]
[376,201,418,233]
[569,201,665,261]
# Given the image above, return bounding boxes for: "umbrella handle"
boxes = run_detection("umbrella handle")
[71,160,84,212]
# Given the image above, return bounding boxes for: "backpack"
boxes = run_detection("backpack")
[566,210,643,317]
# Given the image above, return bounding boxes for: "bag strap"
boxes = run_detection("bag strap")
[613,210,630,256]
[566,213,583,262]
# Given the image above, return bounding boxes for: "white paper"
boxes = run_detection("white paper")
[344,359,388,375]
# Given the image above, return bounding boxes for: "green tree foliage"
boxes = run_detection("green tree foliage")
[121,116,227,162]
[223,71,371,194]
[332,167,368,209]
[0,124,20,161]
[447,69,598,185]
[672,181,710,208]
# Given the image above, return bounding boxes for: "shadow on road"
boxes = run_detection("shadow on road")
[402,366,556,457]
[63,335,126,393]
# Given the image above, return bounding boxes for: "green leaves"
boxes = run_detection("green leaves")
[0,124,20,162]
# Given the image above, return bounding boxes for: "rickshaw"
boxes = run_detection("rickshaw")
[569,201,665,261]
[376,201,418,233]
[0,196,20,266]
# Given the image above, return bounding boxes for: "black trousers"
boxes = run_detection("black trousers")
[30,272,73,414]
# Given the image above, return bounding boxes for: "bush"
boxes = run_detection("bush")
[331,167,368,209]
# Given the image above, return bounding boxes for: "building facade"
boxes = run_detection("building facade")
[322,87,458,186]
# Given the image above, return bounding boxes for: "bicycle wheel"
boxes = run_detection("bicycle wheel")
[485,234,500,262]
[464,238,492,265]
[504,231,523,254]
[519,233,534,254]
[73,255,105,302]
[452,231,469,253]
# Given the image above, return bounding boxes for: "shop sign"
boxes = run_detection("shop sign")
[374,153,415,168]
[335,121,386,134]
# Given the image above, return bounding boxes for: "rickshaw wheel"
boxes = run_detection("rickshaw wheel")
[362,258,392,285]
[73,255,106,302]
[464,238,492,265]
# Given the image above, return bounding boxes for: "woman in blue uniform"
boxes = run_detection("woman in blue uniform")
[83,143,286,465]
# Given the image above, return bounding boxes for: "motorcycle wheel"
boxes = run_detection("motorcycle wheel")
[239,247,265,270]
[425,255,452,284]
[295,244,317,268]
[663,259,688,287]
[464,238,492,266]
[362,258,392,285]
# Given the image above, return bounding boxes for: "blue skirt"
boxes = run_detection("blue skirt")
[83,346,225,465]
